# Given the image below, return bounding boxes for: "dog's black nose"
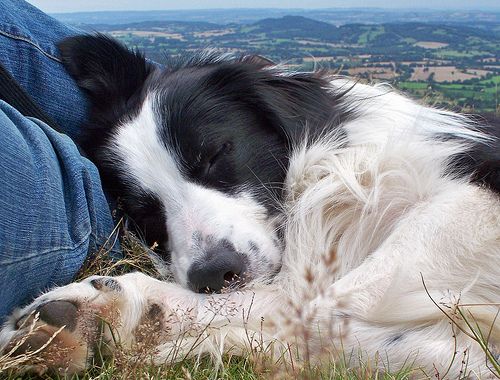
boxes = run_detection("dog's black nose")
[187,241,246,293]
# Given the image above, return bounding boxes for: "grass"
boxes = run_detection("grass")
[0,353,420,380]
[0,230,498,379]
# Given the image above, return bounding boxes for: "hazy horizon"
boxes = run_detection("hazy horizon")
[27,0,500,13]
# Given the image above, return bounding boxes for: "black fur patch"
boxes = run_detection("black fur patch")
[152,56,351,212]
[58,35,168,250]
[449,115,500,194]
[58,35,352,252]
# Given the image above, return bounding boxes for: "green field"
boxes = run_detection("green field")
[397,75,500,113]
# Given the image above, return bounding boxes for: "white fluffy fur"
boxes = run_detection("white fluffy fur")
[1,79,499,378]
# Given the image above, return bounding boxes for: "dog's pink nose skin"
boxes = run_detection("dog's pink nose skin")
[187,240,246,293]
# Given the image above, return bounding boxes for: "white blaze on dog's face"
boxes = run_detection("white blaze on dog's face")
[58,35,345,293]
[109,94,284,291]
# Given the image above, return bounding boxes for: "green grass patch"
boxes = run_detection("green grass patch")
[433,49,486,58]
[358,26,385,45]
[398,82,429,90]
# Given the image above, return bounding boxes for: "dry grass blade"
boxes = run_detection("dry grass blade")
[76,228,162,281]
[421,274,500,379]
[0,313,65,373]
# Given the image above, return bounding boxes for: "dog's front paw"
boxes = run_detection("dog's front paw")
[0,273,164,375]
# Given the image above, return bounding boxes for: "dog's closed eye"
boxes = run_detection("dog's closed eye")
[205,141,233,176]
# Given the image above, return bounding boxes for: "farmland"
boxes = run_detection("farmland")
[60,9,500,114]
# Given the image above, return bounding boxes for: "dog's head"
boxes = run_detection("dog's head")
[59,34,345,292]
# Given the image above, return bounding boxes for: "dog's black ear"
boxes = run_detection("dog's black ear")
[258,71,349,145]
[58,34,153,112]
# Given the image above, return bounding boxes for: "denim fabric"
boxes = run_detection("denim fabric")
[0,101,117,320]
[0,0,119,321]
[0,0,89,140]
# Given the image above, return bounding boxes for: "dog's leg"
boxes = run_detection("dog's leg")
[0,272,285,375]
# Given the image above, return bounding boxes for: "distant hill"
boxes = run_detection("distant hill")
[254,15,333,30]
[86,20,221,33]
[252,15,340,40]
[78,16,500,54]
[53,8,500,28]
[248,17,500,45]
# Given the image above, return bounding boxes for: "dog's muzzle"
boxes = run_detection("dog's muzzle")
[187,240,247,293]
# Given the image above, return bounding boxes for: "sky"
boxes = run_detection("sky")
[27,0,500,13]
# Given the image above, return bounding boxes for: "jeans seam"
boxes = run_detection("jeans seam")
[0,230,91,266]
[0,29,61,63]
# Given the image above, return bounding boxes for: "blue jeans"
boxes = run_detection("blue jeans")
[0,0,118,320]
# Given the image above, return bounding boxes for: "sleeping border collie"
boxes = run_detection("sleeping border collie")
[1,34,499,377]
